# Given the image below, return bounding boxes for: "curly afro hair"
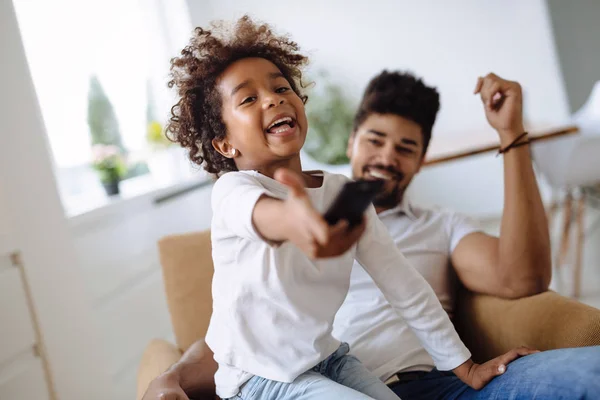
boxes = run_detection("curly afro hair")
[353,71,440,157]
[166,15,309,176]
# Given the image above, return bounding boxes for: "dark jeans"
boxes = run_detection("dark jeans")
[391,346,600,399]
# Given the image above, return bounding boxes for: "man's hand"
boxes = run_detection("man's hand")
[474,73,525,145]
[275,168,366,259]
[142,372,189,400]
[453,347,539,390]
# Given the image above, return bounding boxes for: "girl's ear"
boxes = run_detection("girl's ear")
[212,138,237,158]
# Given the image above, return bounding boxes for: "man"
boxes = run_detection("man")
[143,72,600,399]
[332,71,599,399]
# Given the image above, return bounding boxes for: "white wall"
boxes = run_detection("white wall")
[1,1,112,398]
[187,0,570,216]
[69,184,213,399]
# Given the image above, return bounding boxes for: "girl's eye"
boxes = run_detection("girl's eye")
[368,139,382,146]
[275,87,290,93]
[240,96,256,105]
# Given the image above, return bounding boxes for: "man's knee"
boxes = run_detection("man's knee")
[506,346,600,396]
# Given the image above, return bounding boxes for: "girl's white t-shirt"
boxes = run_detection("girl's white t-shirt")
[205,170,470,398]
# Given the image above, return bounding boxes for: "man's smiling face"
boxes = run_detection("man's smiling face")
[347,113,425,211]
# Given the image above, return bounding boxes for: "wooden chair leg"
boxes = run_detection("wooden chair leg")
[573,193,586,299]
[556,191,573,269]
[546,195,560,237]
[554,191,573,293]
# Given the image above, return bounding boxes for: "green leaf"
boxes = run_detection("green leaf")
[87,75,125,152]
[304,73,355,165]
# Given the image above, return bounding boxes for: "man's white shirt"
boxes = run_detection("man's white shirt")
[333,198,482,382]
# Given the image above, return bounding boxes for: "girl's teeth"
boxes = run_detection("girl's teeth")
[272,125,291,134]
[268,118,292,130]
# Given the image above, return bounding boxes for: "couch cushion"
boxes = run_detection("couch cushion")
[159,230,213,352]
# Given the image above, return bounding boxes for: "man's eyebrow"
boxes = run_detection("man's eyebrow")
[367,129,387,137]
[400,138,418,147]
[368,129,418,147]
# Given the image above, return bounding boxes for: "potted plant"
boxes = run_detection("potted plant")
[87,75,131,192]
[91,144,127,196]
[303,70,355,175]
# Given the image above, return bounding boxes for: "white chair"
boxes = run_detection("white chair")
[532,81,600,298]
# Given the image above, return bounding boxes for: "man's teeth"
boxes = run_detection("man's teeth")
[369,170,393,180]
[267,117,293,130]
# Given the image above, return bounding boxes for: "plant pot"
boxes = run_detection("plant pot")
[102,180,120,196]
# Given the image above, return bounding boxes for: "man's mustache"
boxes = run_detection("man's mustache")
[364,165,404,182]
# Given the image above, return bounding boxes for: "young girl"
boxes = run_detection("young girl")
[167,16,533,400]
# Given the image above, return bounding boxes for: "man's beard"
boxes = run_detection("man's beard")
[359,164,406,209]
[373,183,406,209]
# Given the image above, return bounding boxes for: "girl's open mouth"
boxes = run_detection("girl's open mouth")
[266,117,297,135]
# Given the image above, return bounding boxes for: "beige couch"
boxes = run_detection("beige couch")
[137,230,600,399]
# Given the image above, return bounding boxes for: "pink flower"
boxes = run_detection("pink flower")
[91,144,122,165]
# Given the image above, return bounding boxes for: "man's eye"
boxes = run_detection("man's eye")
[397,147,414,154]
[240,96,256,105]
[275,87,290,93]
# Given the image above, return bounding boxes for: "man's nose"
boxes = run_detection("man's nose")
[379,145,399,168]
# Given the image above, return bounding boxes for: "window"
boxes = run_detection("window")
[14,0,194,213]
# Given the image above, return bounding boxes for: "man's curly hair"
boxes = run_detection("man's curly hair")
[166,15,309,176]
[353,71,440,157]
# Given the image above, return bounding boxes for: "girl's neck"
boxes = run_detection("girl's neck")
[239,154,322,188]
[255,155,303,179]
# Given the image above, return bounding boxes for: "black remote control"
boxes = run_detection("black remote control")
[323,179,384,226]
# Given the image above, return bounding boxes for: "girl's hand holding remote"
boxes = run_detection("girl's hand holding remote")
[253,168,366,259]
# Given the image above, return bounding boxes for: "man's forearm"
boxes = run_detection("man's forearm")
[498,130,551,295]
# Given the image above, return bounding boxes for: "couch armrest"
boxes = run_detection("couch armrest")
[136,339,183,400]
[454,290,600,362]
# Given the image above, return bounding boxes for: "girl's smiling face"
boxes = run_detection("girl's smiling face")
[212,57,308,172]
